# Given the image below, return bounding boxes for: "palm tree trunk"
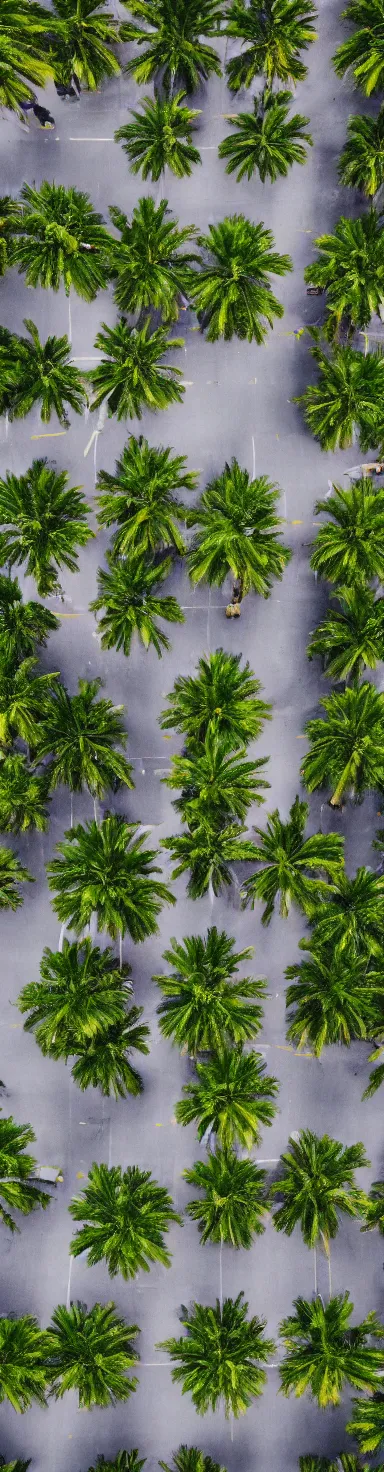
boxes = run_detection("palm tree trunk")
[330,757,355,806]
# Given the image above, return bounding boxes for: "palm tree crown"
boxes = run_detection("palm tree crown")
[339,107,384,195]
[69,1161,182,1277]
[71,1007,149,1098]
[87,1456,145,1472]
[0,845,33,910]
[115,96,201,181]
[0,752,50,834]
[307,584,384,680]
[153,926,266,1053]
[158,1293,275,1417]
[121,0,223,91]
[162,816,260,899]
[13,181,113,298]
[225,0,318,90]
[347,1393,384,1453]
[160,1451,227,1472]
[192,215,292,341]
[47,1301,139,1407]
[89,318,184,420]
[220,89,312,182]
[0,656,59,748]
[161,649,271,747]
[295,334,384,452]
[17,937,132,1057]
[362,1180,384,1234]
[302,682,384,805]
[90,553,184,658]
[311,479,384,586]
[175,1047,279,1149]
[0,575,58,663]
[166,730,269,826]
[37,677,134,800]
[109,198,197,323]
[0,1111,51,1231]
[184,1146,268,1246]
[241,796,344,922]
[305,211,384,335]
[0,319,87,426]
[96,434,197,558]
[0,196,21,276]
[0,1314,49,1411]
[285,941,381,1055]
[309,866,384,957]
[270,1130,368,1248]
[333,0,384,95]
[50,0,120,90]
[0,0,55,113]
[47,815,174,940]
[188,460,290,597]
[279,1293,384,1406]
[0,459,92,597]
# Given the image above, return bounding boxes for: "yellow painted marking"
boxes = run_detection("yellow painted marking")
[9,1023,21,1028]
[162,733,172,740]
[276,1044,313,1059]
[31,430,67,440]
[76,1171,85,1179]
[291,519,303,525]
[296,734,306,739]
[56,612,84,619]
[155,1123,163,1127]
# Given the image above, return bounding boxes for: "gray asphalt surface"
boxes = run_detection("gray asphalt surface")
[1,4,384,1470]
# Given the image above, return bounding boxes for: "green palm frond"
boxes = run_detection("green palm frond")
[0,575,59,662]
[0,1,56,114]
[280,1293,384,1406]
[188,460,290,595]
[270,1130,368,1247]
[301,682,384,805]
[311,479,384,585]
[0,458,92,597]
[0,319,88,426]
[47,1301,139,1407]
[162,817,261,898]
[175,1047,279,1149]
[47,814,175,940]
[0,657,59,748]
[347,1394,384,1453]
[184,1147,268,1245]
[158,1293,275,1416]
[295,334,384,452]
[0,753,50,833]
[362,1180,384,1233]
[333,0,384,94]
[90,553,184,658]
[69,1161,181,1276]
[220,89,312,181]
[89,317,184,420]
[309,866,384,957]
[0,844,33,909]
[37,677,133,799]
[72,1009,150,1097]
[109,198,198,322]
[0,1112,51,1232]
[339,107,384,194]
[160,1451,227,1472]
[17,937,132,1057]
[161,649,271,747]
[191,215,292,341]
[120,0,223,91]
[154,926,266,1053]
[0,1315,49,1411]
[50,0,120,90]
[285,941,381,1055]
[308,584,384,679]
[225,0,317,89]
[305,211,384,335]
[165,729,269,826]
[241,796,344,922]
[13,181,113,298]
[87,1455,146,1472]
[115,96,201,181]
[96,433,197,557]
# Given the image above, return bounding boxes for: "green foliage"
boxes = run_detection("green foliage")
[285,941,381,1054]
[158,1293,275,1417]
[47,1301,139,1407]
[0,1456,31,1472]
[69,1162,181,1276]
[91,553,184,658]
[241,796,344,922]
[220,89,312,182]
[0,657,59,748]
[86,1456,145,1472]
[299,1459,375,1472]
[311,479,384,586]
[175,1047,279,1148]
[184,1147,268,1246]
[0,1314,49,1411]
[0,844,33,909]
[188,460,290,596]
[161,649,271,747]
[121,0,223,91]
[71,1009,150,1097]
[109,199,197,323]
[362,1180,384,1232]
[0,753,50,833]
[339,107,384,194]
[307,585,384,679]
[47,814,175,940]
[17,937,132,1057]
[270,1130,368,1247]
[347,1394,384,1452]
[301,682,384,804]
[191,216,292,341]
[154,926,266,1053]
[333,0,384,94]
[0,321,87,426]
[96,434,197,558]
[309,866,384,957]
[89,318,184,420]
[0,0,55,113]
[225,0,317,89]
[165,729,269,826]
[0,575,58,663]
[295,335,384,452]
[160,1452,227,1472]
[38,677,134,799]
[13,182,112,298]
[115,96,201,181]
[162,817,260,899]
[305,211,384,335]
[279,1293,384,1406]
[363,1057,384,1098]
[0,1112,51,1232]
[50,0,120,90]
[0,458,92,597]
[0,197,21,276]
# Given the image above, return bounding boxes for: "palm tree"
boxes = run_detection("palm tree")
[299,1460,371,1472]
[309,867,384,957]
[285,941,380,1055]
[362,1052,384,1099]
[0,459,93,598]
[13,181,113,301]
[0,1112,51,1232]
[0,0,55,114]
[0,845,33,910]
[339,107,384,195]
[219,89,312,182]
[47,1301,139,1407]
[69,1162,181,1277]
[160,1451,227,1472]
[295,334,384,452]
[311,479,384,586]
[37,677,134,802]
[71,1009,150,1097]
[0,1456,31,1472]
[96,435,197,559]
[347,1394,384,1453]
[90,554,184,658]
[115,96,201,181]
[0,320,87,426]
[109,199,198,324]
[175,1048,279,1149]
[88,318,184,421]
[301,682,384,806]
[225,0,318,90]
[160,649,272,747]
[17,938,132,1058]
[153,926,266,1054]
[307,585,384,680]
[279,1293,384,1406]
[158,1294,275,1417]
[162,817,260,899]
[0,753,50,834]
[0,657,59,749]
[120,0,223,91]
[188,461,290,601]
[50,0,120,91]
[47,814,174,940]
[362,1180,384,1232]
[0,1314,49,1411]
[333,0,384,95]
[184,1147,268,1246]
[191,216,292,342]
[305,211,384,336]
[165,730,269,826]
[270,1130,368,1249]
[241,796,344,923]
[87,1456,145,1472]
[0,576,59,663]
[0,196,21,277]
